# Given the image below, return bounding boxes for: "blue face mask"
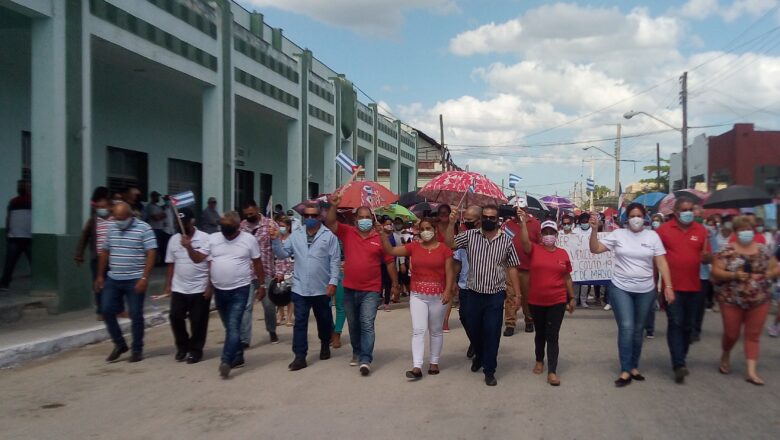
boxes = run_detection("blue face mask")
[278,227,288,235]
[580,224,591,231]
[116,218,133,230]
[678,211,694,225]
[357,218,373,232]
[303,218,320,229]
[652,221,661,229]
[737,230,755,245]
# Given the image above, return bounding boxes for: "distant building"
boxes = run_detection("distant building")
[670,133,709,191]
[414,130,460,189]
[708,124,780,195]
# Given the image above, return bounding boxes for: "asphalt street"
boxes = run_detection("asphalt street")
[1,305,778,440]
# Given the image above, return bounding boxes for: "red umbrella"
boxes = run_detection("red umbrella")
[334,181,398,209]
[658,189,711,216]
[418,171,507,207]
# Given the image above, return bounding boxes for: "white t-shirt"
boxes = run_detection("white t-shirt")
[165,229,210,294]
[599,228,666,293]
[208,231,261,290]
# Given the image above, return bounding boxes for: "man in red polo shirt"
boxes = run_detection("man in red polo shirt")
[501,198,541,335]
[656,196,710,384]
[326,193,397,377]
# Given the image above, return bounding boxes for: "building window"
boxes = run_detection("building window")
[168,158,202,214]
[308,182,320,200]
[107,146,148,201]
[21,131,31,181]
[234,169,254,211]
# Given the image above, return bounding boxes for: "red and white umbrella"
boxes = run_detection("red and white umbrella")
[334,181,398,209]
[418,171,508,207]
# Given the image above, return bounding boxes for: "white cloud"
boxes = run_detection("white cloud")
[241,0,459,38]
[678,0,777,21]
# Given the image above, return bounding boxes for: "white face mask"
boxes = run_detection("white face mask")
[420,230,435,242]
[628,217,645,232]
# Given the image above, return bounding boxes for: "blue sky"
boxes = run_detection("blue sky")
[240,0,780,198]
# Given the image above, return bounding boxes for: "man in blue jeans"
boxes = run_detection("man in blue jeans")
[326,192,398,377]
[445,204,522,387]
[94,202,157,363]
[272,203,340,371]
[208,211,264,379]
[454,205,481,359]
[656,197,709,384]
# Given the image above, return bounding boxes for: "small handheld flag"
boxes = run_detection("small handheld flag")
[266,195,273,217]
[508,173,523,189]
[502,224,516,239]
[586,178,595,192]
[336,152,359,174]
[170,191,196,208]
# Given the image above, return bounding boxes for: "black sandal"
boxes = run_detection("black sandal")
[614,376,632,388]
[630,373,646,381]
[428,368,440,375]
[405,369,423,380]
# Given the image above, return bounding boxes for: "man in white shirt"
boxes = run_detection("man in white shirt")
[160,208,211,364]
[208,211,265,379]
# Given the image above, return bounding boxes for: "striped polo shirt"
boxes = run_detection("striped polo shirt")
[101,218,157,280]
[454,229,520,294]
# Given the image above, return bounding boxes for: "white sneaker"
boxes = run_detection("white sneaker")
[580,303,590,309]
[359,363,371,376]
[603,304,612,311]
[349,357,358,366]
[768,324,779,338]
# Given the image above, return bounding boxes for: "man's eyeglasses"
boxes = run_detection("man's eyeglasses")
[302,213,319,219]
[482,216,498,221]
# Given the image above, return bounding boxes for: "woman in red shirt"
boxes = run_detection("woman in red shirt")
[518,211,575,386]
[378,218,454,380]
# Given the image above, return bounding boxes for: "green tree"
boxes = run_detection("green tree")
[639,158,670,193]
[593,184,611,200]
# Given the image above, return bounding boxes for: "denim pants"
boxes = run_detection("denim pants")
[240,278,277,346]
[694,280,713,337]
[102,277,146,353]
[343,288,381,364]
[333,275,346,334]
[609,283,656,373]
[0,237,31,288]
[214,285,250,365]
[463,291,506,376]
[666,291,705,369]
[292,293,334,358]
[645,298,658,334]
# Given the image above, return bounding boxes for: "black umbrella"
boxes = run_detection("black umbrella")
[398,190,424,208]
[703,185,772,209]
[508,195,549,211]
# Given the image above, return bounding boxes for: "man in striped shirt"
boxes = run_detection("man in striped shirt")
[95,202,157,363]
[446,204,522,387]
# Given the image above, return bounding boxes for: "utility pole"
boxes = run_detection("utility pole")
[439,114,445,171]
[590,156,595,212]
[680,72,688,189]
[656,142,661,191]
[615,124,621,201]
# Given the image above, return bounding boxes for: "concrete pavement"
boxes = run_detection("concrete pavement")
[1,306,778,439]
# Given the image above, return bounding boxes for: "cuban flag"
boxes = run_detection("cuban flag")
[170,191,195,208]
[502,224,516,239]
[336,152,359,174]
[508,173,523,189]
[586,178,595,192]
[467,177,477,193]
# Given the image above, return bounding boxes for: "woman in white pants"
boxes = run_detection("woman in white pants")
[378,218,454,379]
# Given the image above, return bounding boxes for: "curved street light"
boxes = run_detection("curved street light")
[623,109,688,190]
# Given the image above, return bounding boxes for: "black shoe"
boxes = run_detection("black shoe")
[503,327,515,337]
[405,369,423,380]
[175,350,187,362]
[674,367,688,384]
[615,376,632,388]
[219,362,231,379]
[129,351,143,363]
[320,343,331,360]
[630,373,646,381]
[270,332,280,344]
[106,345,128,363]
[471,358,482,373]
[186,353,202,364]
[288,357,307,371]
[485,374,497,386]
[231,357,246,369]
[691,334,701,343]
[466,345,475,359]
[360,364,371,376]
[240,342,250,349]
[525,322,535,333]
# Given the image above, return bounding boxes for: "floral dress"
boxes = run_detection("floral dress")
[715,244,772,309]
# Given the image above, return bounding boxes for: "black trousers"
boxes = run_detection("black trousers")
[529,303,566,374]
[169,292,210,355]
[0,237,31,287]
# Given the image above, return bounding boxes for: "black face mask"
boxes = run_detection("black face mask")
[464,221,476,230]
[221,225,238,238]
[245,215,257,223]
[481,219,497,231]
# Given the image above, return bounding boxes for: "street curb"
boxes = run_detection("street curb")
[0,310,169,369]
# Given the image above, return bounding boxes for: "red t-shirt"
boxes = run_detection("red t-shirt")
[404,241,454,295]
[336,224,394,292]
[504,216,541,270]
[528,243,572,306]
[657,221,709,292]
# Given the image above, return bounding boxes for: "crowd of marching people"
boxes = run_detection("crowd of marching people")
[64,178,780,387]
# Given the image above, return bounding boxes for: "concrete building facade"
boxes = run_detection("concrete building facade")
[0,0,417,311]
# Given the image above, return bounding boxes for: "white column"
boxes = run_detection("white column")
[363,149,376,182]
[287,119,307,203]
[389,160,399,192]
[323,133,336,191]
[30,2,67,235]
[80,0,93,224]
[202,85,225,210]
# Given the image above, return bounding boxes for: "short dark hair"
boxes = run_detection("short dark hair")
[482,204,499,215]
[91,186,110,203]
[578,212,590,223]
[437,204,452,214]
[673,196,695,210]
[626,202,647,217]
[241,200,258,210]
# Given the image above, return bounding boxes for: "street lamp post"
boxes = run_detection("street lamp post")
[623,109,687,190]
[583,133,622,208]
